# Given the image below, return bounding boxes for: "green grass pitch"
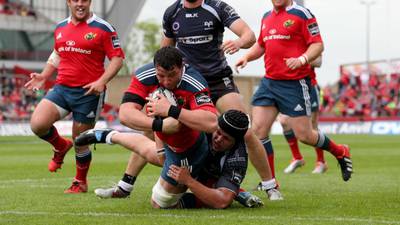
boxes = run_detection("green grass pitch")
[0,135,399,225]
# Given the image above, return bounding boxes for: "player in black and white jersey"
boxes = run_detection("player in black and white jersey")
[162,0,282,200]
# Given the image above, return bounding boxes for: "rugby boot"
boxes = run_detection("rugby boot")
[48,139,73,172]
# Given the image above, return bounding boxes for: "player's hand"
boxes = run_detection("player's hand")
[221,39,241,55]
[83,80,106,95]
[146,94,171,117]
[235,57,248,74]
[168,165,192,185]
[162,117,181,134]
[24,72,46,91]
[284,57,303,70]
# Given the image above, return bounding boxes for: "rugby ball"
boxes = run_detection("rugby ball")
[149,87,177,106]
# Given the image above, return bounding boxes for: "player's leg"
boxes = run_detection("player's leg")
[30,85,73,172]
[275,78,352,181]
[310,110,327,174]
[64,87,103,193]
[95,152,147,198]
[279,114,305,174]
[151,134,209,208]
[64,121,94,193]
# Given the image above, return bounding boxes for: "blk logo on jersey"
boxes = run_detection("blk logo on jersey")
[307,23,320,36]
[283,19,295,28]
[84,32,97,41]
[195,92,212,106]
[111,35,121,48]
[185,13,198,18]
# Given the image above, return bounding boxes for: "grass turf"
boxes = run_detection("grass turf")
[0,135,399,225]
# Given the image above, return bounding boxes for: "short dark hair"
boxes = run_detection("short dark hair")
[153,46,183,71]
[218,110,249,140]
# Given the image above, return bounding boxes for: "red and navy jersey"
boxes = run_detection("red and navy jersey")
[54,14,124,87]
[125,63,217,152]
[163,0,239,78]
[257,2,322,80]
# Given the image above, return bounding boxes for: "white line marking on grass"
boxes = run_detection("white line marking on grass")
[1,211,399,224]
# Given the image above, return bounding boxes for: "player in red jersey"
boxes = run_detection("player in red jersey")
[280,56,328,174]
[24,0,124,193]
[95,0,282,201]
[235,0,352,182]
[111,46,218,208]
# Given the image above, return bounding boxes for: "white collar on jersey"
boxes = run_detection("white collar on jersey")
[67,13,96,24]
[285,1,297,11]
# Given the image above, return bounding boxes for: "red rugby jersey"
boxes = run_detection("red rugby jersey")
[126,63,217,152]
[53,14,124,87]
[257,2,322,80]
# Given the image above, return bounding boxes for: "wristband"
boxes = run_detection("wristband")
[168,105,181,119]
[298,54,309,65]
[152,118,163,131]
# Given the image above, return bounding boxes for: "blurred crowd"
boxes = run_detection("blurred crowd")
[0,0,36,17]
[321,72,400,118]
[0,67,119,123]
[1,68,400,123]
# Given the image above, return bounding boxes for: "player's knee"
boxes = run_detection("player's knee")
[295,130,314,144]
[151,178,183,209]
[30,118,49,136]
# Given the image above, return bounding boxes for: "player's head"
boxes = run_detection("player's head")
[153,46,183,90]
[67,0,92,22]
[212,110,249,152]
[271,0,292,10]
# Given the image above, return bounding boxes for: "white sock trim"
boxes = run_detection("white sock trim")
[261,178,277,190]
[105,131,118,145]
[118,180,133,192]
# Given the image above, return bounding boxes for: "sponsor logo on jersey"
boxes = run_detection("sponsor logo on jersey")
[173,22,180,31]
[111,35,120,48]
[56,32,62,40]
[204,21,213,30]
[195,92,212,105]
[185,13,198,18]
[66,40,75,46]
[222,77,232,89]
[231,171,243,185]
[58,46,91,54]
[269,29,277,34]
[263,34,291,41]
[177,35,213,44]
[224,5,238,17]
[84,32,97,40]
[307,22,320,36]
[283,19,295,28]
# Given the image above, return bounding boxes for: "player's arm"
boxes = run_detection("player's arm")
[24,50,58,90]
[97,56,124,86]
[302,43,324,66]
[83,56,123,95]
[310,55,322,68]
[169,165,236,209]
[119,100,154,132]
[234,43,265,72]
[222,19,256,53]
[147,91,218,133]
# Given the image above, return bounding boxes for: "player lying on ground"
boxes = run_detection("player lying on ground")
[75,110,263,208]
